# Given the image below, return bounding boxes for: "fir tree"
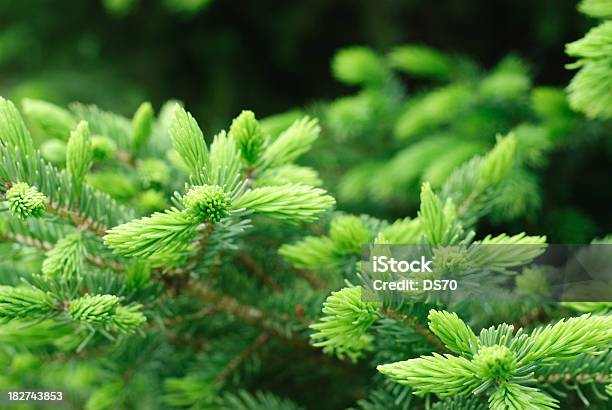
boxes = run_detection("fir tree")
[0,2,610,409]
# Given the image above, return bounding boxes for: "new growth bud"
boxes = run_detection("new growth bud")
[183,184,232,223]
[473,345,517,380]
[6,182,47,220]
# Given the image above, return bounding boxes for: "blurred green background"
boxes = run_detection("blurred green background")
[1,0,610,241]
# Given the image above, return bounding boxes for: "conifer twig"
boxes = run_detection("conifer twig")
[2,231,125,271]
[382,307,449,353]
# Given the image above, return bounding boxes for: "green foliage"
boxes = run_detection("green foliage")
[222,390,305,410]
[566,6,612,119]
[22,98,76,140]
[395,84,471,141]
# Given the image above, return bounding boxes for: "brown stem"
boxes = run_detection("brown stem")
[539,373,609,384]
[188,281,308,337]
[237,253,282,292]
[382,307,449,353]
[48,200,108,236]
[295,268,327,289]
[216,332,269,383]
[457,190,479,217]
[513,307,547,329]
[3,232,53,251]
[3,231,125,272]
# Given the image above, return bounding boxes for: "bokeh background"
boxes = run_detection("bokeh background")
[1,0,610,241]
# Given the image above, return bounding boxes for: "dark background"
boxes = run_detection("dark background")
[0,0,592,127]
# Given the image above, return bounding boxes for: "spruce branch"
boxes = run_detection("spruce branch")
[310,287,379,361]
[260,117,320,168]
[329,214,372,254]
[66,121,93,196]
[566,15,612,119]
[233,184,335,223]
[478,133,517,189]
[428,310,478,357]
[229,110,265,165]
[377,310,612,407]
[0,285,55,319]
[68,294,145,333]
[207,130,242,189]
[377,353,481,396]
[515,314,612,365]
[279,236,339,270]
[169,104,209,178]
[131,101,154,154]
[0,141,135,232]
[467,233,547,271]
[0,97,36,165]
[41,232,83,279]
[104,184,236,260]
[104,208,195,259]
[380,307,450,354]
[418,182,463,245]
[46,200,110,237]
[488,383,558,410]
